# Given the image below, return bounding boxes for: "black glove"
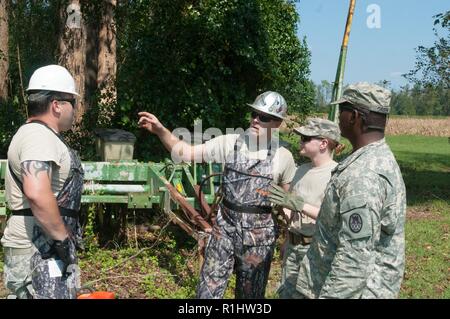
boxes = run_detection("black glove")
[53,237,75,277]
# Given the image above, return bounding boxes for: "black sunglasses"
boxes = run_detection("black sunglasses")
[300,135,322,143]
[251,111,278,123]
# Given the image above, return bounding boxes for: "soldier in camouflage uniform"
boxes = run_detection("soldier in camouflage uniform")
[294,82,407,299]
[268,118,342,298]
[2,65,84,299]
[138,92,296,298]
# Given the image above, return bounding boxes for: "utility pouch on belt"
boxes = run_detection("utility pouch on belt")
[288,232,313,246]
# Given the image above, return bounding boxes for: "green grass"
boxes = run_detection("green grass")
[386,136,450,205]
[281,134,450,205]
[400,200,450,298]
[385,136,449,298]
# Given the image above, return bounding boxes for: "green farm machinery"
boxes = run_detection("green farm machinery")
[0,130,223,247]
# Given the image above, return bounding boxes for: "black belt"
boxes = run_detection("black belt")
[11,207,78,218]
[222,198,272,214]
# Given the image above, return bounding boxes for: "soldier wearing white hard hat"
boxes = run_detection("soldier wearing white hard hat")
[2,65,84,299]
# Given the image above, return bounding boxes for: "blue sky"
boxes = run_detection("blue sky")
[295,0,449,90]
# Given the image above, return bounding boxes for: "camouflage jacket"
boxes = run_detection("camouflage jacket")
[295,139,407,298]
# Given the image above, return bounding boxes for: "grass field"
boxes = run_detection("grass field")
[0,132,449,299]
[386,135,450,298]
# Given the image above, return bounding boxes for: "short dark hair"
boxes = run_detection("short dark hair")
[363,111,387,132]
[339,102,387,132]
[27,90,68,117]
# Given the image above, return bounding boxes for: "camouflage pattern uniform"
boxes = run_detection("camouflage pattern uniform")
[278,238,310,299]
[197,135,278,299]
[3,247,36,299]
[295,83,407,299]
[4,121,84,299]
[30,218,81,299]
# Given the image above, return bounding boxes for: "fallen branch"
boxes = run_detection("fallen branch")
[101,219,172,273]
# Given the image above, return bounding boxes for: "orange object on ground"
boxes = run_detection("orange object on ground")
[77,291,116,299]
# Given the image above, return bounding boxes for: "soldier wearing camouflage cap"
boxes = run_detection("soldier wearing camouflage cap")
[331,82,391,114]
[294,118,341,142]
[293,83,407,299]
[268,117,343,298]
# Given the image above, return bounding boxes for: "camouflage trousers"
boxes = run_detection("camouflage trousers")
[277,241,309,299]
[3,247,35,299]
[196,210,276,299]
[3,246,80,299]
[30,253,79,299]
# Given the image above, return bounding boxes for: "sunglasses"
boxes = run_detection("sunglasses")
[300,135,322,143]
[251,111,279,123]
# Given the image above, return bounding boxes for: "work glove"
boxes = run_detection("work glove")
[268,184,305,212]
[53,237,75,277]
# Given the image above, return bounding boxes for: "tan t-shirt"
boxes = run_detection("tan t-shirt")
[288,160,337,236]
[203,133,296,185]
[1,123,71,248]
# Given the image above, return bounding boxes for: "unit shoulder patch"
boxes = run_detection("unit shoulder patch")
[349,213,363,233]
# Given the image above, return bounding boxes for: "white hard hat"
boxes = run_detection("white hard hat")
[247,91,287,120]
[27,64,79,96]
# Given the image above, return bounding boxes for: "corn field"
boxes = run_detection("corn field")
[386,117,450,137]
[285,115,450,137]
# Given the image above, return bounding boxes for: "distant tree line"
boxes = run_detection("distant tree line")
[312,10,449,117]
[312,80,449,116]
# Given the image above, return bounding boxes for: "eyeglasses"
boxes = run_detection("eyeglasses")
[251,111,279,123]
[55,98,76,108]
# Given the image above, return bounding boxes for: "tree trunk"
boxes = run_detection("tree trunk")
[97,0,117,125]
[85,17,98,107]
[58,0,87,125]
[0,0,9,103]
